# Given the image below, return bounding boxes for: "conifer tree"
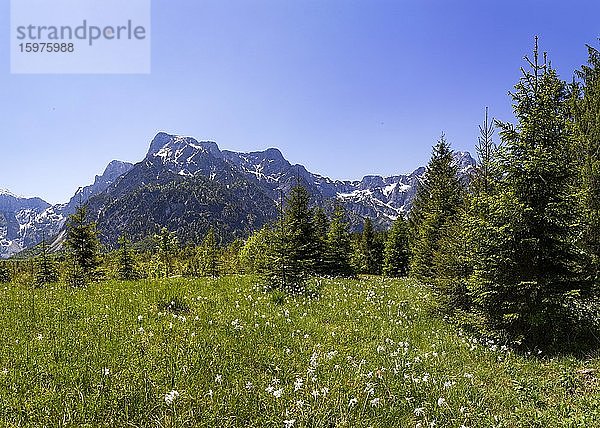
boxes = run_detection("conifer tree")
[383,217,410,277]
[35,235,59,286]
[117,236,139,280]
[361,218,377,274]
[324,204,353,277]
[312,206,329,275]
[470,39,582,346]
[264,184,316,292]
[65,204,100,286]
[408,134,464,279]
[573,43,600,287]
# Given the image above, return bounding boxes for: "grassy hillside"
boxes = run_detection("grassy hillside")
[0,276,598,427]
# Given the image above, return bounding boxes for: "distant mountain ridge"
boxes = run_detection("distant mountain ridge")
[0,132,476,258]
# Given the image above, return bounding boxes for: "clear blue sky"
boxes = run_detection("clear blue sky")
[2,0,599,204]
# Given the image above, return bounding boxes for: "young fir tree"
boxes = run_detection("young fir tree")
[117,236,139,280]
[573,43,600,288]
[265,185,316,292]
[360,218,381,274]
[65,204,100,286]
[324,204,353,277]
[312,206,329,275]
[472,39,582,347]
[35,235,59,286]
[200,227,219,278]
[383,217,410,277]
[408,134,464,280]
[0,262,10,283]
[431,109,499,316]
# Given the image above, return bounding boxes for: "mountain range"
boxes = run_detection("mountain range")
[0,132,476,258]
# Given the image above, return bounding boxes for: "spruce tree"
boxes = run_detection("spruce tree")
[324,204,353,277]
[360,218,376,274]
[35,236,59,286]
[471,39,582,347]
[383,217,410,277]
[312,206,329,275]
[65,204,100,286]
[408,134,464,279]
[117,236,139,280]
[573,43,600,288]
[264,184,316,292]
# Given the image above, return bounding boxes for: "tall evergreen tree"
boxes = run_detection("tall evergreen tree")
[361,218,377,274]
[383,217,410,277]
[117,236,139,280]
[408,134,464,279]
[264,184,317,291]
[573,43,600,288]
[35,235,59,286]
[470,39,583,347]
[312,206,329,275]
[324,204,353,277]
[65,204,100,285]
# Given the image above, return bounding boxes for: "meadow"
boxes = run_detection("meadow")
[0,276,598,427]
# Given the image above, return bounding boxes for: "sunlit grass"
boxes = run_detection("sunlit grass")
[0,276,598,427]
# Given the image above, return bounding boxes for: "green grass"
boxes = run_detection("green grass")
[0,276,599,427]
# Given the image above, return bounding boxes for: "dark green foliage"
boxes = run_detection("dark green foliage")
[572,43,600,287]
[0,262,10,283]
[65,205,101,286]
[35,237,59,286]
[117,236,139,280]
[323,204,353,277]
[456,40,589,350]
[262,185,318,292]
[408,134,464,280]
[361,218,377,274]
[312,206,329,275]
[383,217,410,277]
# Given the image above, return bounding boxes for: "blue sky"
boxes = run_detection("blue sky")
[2,0,600,204]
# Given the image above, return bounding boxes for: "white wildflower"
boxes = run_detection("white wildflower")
[164,390,179,405]
[294,377,304,391]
